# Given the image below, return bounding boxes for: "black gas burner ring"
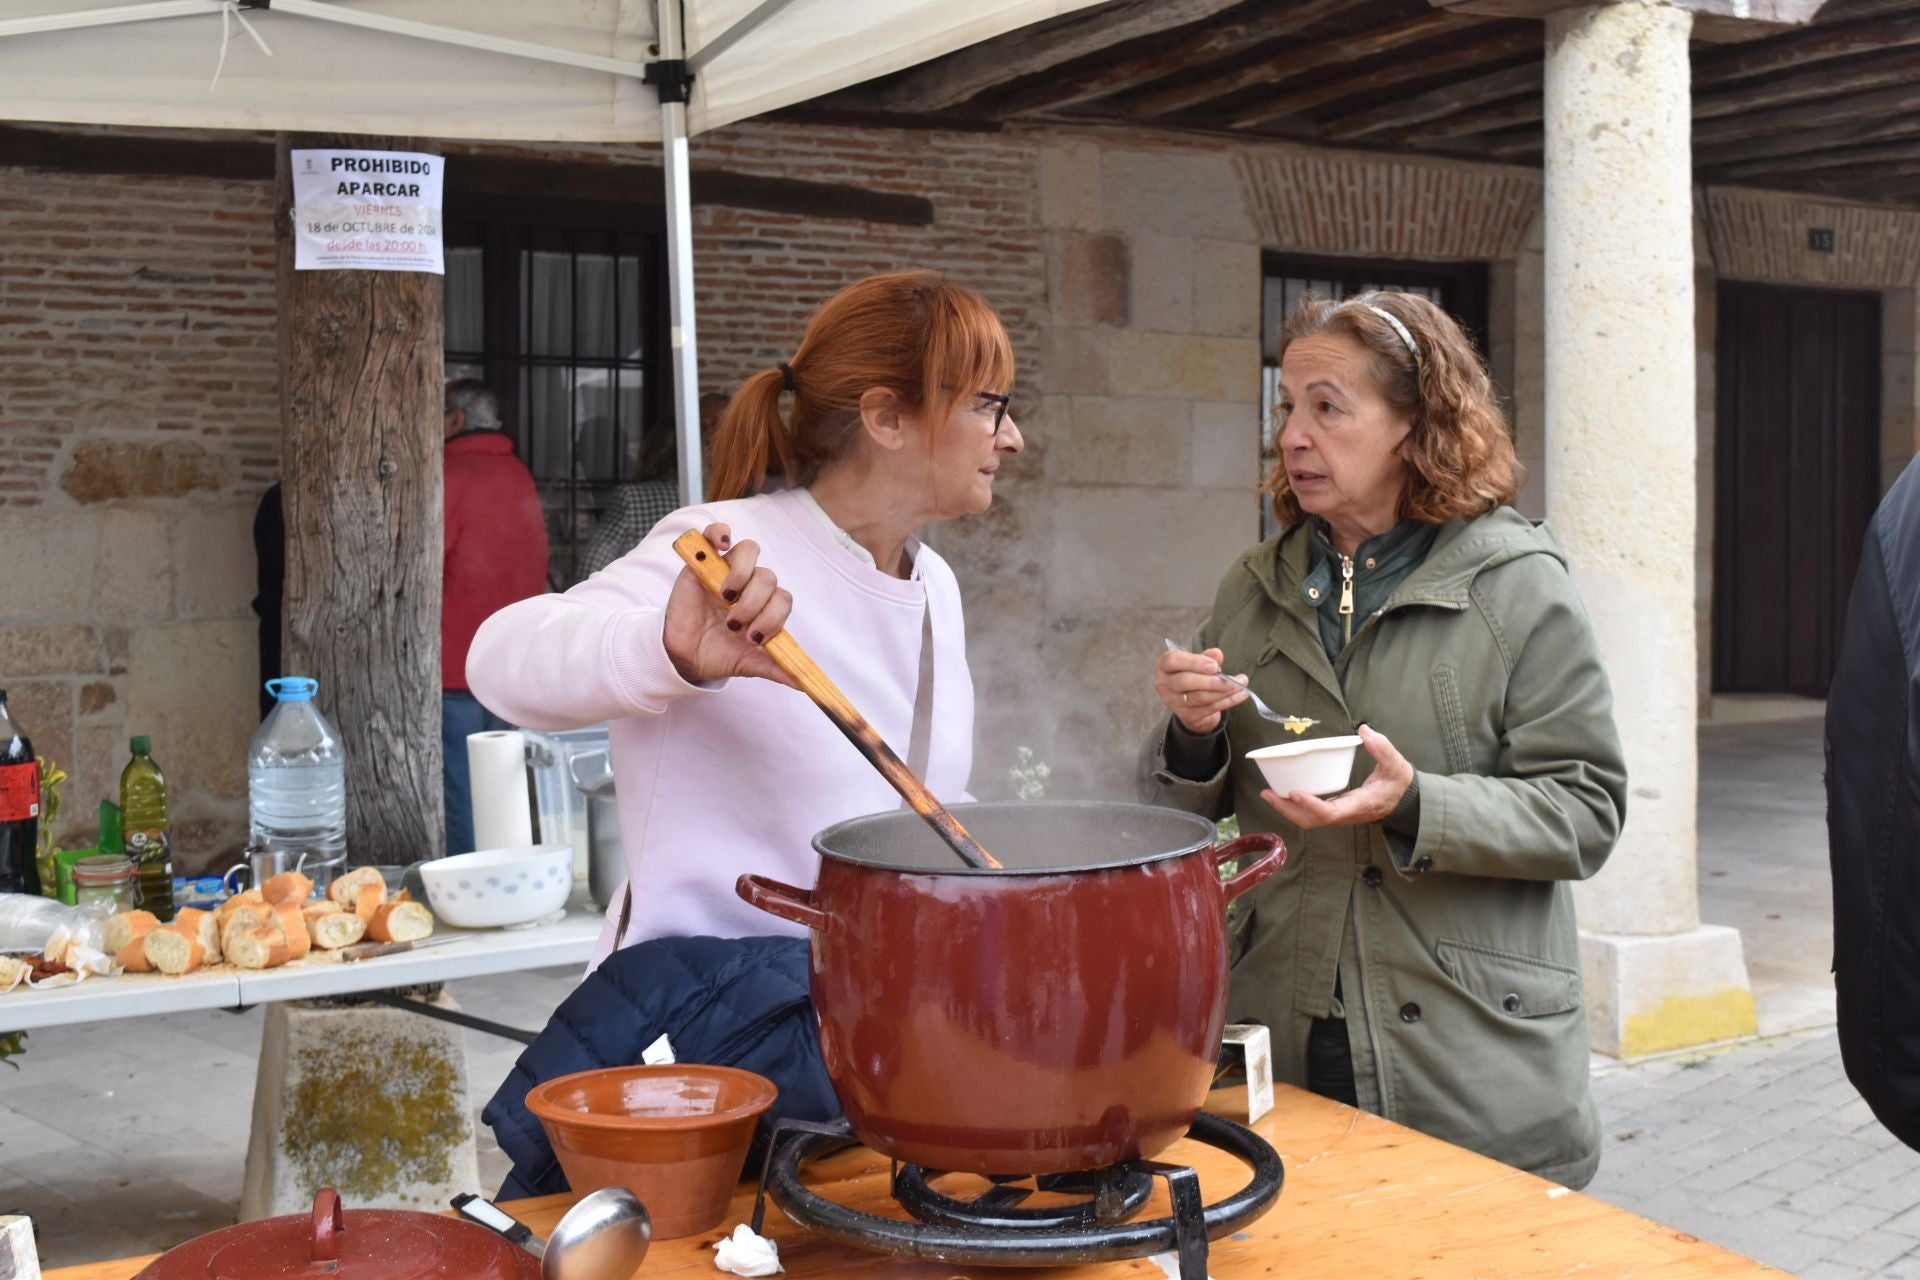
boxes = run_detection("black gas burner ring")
[891,1161,1156,1230]
[750,1112,1283,1278]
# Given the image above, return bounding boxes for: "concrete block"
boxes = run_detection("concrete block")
[0,511,102,624]
[0,626,105,678]
[1051,233,1129,328]
[98,509,176,625]
[1048,486,1258,614]
[1039,325,1108,395]
[242,997,479,1220]
[1192,240,1260,340]
[61,439,224,504]
[1129,235,1194,335]
[1056,396,1188,486]
[126,619,259,801]
[1108,331,1260,403]
[0,1214,39,1280]
[1580,924,1757,1057]
[1038,141,1102,232]
[1102,150,1254,241]
[1191,401,1260,490]
[933,478,1048,587]
[172,504,259,621]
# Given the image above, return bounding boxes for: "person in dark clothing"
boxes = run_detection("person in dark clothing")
[1827,457,1920,1152]
[251,482,283,722]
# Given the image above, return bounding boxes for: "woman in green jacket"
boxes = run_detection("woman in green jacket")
[1144,292,1627,1188]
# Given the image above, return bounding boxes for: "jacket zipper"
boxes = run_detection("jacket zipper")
[1348,890,1390,1116]
[1339,555,1356,649]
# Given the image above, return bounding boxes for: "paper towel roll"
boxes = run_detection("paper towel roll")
[469,730,534,851]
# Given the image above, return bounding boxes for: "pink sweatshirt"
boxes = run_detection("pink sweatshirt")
[465,488,975,969]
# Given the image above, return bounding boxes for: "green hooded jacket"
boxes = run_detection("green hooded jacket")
[1142,507,1627,1188]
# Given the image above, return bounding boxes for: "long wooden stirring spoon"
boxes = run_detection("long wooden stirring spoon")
[672,529,1002,871]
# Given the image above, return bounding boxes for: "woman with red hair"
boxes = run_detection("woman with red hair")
[468,271,1021,965]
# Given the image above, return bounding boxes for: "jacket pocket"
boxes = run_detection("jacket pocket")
[1435,938,1581,1018]
[1430,665,1473,774]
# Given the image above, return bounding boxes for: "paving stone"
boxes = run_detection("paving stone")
[1829,1227,1920,1271]
[1798,1261,1870,1280]
[1802,1202,1902,1242]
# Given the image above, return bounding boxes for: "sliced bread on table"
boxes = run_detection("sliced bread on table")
[214,889,268,931]
[226,926,290,970]
[367,900,434,944]
[308,911,366,950]
[352,882,384,923]
[173,907,222,965]
[115,939,153,973]
[301,900,343,921]
[103,910,160,956]
[143,923,206,975]
[328,866,386,908]
[273,905,311,960]
[262,871,314,906]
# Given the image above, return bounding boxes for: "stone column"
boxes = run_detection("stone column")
[1543,0,1755,1057]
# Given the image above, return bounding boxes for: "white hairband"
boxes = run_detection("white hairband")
[1359,303,1422,370]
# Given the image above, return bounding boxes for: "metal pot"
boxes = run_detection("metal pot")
[134,1187,541,1279]
[567,750,626,912]
[737,800,1285,1176]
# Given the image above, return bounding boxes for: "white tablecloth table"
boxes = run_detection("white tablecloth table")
[1,889,602,1033]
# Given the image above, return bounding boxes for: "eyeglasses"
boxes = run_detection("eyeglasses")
[976,391,1011,432]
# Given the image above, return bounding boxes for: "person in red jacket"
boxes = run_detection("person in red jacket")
[443,379,550,854]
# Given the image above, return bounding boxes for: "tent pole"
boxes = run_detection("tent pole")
[656,0,703,507]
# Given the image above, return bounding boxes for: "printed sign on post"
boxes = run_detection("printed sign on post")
[292,149,444,274]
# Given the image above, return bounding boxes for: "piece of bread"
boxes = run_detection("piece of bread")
[219,905,276,962]
[115,939,153,973]
[226,926,291,970]
[353,882,384,923]
[367,900,434,944]
[307,911,367,951]
[103,910,160,956]
[301,900,344,921]
[262,871,314,906]
[0,954,29,990]
[328,866,386,908]
[174,907,222,965]
[273,905,311,960]
[214,889,268,930]
[143,923,206,975]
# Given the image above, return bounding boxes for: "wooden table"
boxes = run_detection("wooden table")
[45,1084,1783,1279]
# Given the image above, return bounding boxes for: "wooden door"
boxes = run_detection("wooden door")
[1713,282,1882,696]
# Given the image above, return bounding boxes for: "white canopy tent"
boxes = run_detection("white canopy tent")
[0,0,1103,499]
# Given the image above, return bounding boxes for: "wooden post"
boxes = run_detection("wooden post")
[275,132,444,866]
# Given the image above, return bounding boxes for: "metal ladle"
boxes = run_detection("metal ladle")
[453,1187,651,1280]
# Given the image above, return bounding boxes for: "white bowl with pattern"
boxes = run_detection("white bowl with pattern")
[420,844,573,928]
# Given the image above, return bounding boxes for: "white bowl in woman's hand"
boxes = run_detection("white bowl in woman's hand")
[1248,735,1363,799]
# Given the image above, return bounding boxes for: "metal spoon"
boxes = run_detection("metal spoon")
[454,1187,651,1280]
[1162,640,1318,735]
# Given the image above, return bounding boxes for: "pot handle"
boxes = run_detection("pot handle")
[310,1187,344,1262]
[1212,833,1286,905]
[736,875,832,934]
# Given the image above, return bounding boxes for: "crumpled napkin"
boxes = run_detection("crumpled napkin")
[33,925,118,988]
[712,1223,782,1276]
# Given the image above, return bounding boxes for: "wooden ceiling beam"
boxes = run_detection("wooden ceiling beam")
[1430,0,1832,39]
[878,0,1250,113]
[1223,25,1540,130]
[1121,11,1479,120]
[1694,116,1920,168]
[1692,46,1920,119]
[1313,60,1538,140]
[985,0,1353,118]
[1691,78,1920,145]
[1695,11,1920,86]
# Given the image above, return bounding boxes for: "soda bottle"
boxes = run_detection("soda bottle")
[121,736,174,921]
[0,690,39,896]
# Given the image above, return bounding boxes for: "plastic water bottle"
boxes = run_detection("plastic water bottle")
[248,677,348,883]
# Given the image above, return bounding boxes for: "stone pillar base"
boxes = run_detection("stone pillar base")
[241,996,479,1221]
[1580,925,1757,1059]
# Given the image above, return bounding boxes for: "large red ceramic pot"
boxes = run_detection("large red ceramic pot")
[737,801,1284,1176]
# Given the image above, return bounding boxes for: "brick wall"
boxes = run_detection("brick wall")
[0,171,276,865]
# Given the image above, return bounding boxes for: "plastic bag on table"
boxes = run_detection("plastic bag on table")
[0,892,116,984]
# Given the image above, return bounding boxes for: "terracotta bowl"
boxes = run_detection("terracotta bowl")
[525,1064,778,1239]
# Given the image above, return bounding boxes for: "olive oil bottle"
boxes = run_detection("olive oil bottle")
[120,736,174,920]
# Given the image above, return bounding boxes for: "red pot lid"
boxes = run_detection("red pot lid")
[134,1189,542,1280]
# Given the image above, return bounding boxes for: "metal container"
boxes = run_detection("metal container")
[567,750,625,912]
[737,800,1284,1176]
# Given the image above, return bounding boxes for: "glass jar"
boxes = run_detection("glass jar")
[71,853,137,912]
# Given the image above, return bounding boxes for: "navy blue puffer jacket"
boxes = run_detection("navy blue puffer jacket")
[482,935,841,1199]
